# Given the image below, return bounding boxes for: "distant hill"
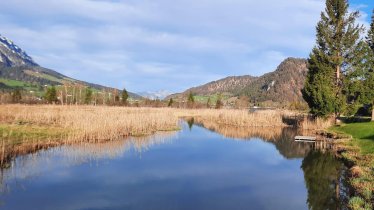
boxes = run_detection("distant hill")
[0,34,141,98]
[167,58,308,106]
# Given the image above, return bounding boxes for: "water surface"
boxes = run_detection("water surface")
[0,122,344,210]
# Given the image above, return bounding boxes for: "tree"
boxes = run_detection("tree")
[303,0,365,119]
[45,86,58,104]
[206,97,211,108]
[215,94,223,109]
[168,98,173,107]
[187,92,195,108]
[121,88,129,105]
[365,10,374,121]
[11,89,22,103]
[84,88,93,104]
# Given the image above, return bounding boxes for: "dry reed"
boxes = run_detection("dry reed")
[174,109,293,127]
[0,105,179,143]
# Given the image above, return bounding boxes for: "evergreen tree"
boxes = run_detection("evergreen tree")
[121,88,129,105]
[45,86,58,104]
[364,10,374,120]
[168,98,173,107]
[187,92,195,108]
[206,97,211,108]
[84,88,93,104]
[11,89,22,103]
[303,0,365,118]
[215,94,223,109]
[368,10,374,52]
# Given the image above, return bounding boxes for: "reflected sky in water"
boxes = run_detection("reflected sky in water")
[0,123,342,210]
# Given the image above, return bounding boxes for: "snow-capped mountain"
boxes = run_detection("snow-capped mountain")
[0,34,38,67]
[0,34,142,98]
[138,90,172,100]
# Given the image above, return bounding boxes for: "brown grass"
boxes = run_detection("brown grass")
[0,105,179,142]
[298,116,334,130]
[174,109,294,127]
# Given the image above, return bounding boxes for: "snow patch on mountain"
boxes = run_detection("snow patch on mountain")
[137,90,172,100]
[0,34,38,67]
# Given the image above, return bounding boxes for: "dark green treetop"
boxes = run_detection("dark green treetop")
[45,86,58,104]
[121,88,129,104]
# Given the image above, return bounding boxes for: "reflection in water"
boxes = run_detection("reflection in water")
[301,151,345,210]
[0,122,346,210]
[192,119,312,158]
[0,131,177,193]
[186,117,194,130]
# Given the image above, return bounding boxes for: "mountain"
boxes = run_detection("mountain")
[167,58,308,106]
[0,34,140,98]
[137,90,172,100]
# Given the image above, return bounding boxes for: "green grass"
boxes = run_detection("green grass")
[24,70,64,83]
[0,78,29,87]
[0,123,69,145]
[193,94,229,104]
[331,121,374,154]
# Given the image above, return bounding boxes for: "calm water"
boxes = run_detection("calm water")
[0,122,345,210]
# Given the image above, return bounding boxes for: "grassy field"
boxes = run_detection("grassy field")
[330,122,374,210]
[332,122,374,154]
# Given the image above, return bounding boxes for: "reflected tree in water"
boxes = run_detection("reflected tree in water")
[187,118,194,130]
[301,151,342,210]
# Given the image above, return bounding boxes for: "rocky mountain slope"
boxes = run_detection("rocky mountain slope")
[0,34,140,98]
[168,58,308,105]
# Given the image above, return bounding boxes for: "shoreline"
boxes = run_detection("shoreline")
[325,127,373,210]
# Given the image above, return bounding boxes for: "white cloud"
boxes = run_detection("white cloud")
[0,0,370,92]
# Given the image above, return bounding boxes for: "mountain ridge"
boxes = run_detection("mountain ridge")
[167,57,308,106]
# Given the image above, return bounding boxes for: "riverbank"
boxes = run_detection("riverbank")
[330,122,374,210]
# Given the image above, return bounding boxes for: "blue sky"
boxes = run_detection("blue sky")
[0,0,372,93]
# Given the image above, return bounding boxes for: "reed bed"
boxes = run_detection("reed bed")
[0,105,179,143]
[298,116,334,130]
[174,109,293,127]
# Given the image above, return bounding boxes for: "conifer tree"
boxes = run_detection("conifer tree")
[303,0,364,118]
[84,88,93,104]
[121,88,129,105]
[187,92,195,108]
[215,94,223,109]
[206,97,211,108]
[168,98,173,107]
[11,89,22,103]
[45,86,58,104]
[365,10,374,120]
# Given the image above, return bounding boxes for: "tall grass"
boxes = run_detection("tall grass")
[0,105,179,142]
[174,109,293,127]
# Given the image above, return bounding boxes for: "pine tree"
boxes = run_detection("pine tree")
[121,88,129,105]
[11,89,22,103]
[206,97,211,108]
[168,98,173,107]
[45,86,58,104]
[365,10,374,121]
[187,92,195,108]
[303,0,365,118]
[368,10,374,52]
[215,94,223,109]
[84,88,93,104]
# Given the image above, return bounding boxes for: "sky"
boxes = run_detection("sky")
[0,0,372,93]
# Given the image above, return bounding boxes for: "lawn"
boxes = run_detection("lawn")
[331,121,374,154]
